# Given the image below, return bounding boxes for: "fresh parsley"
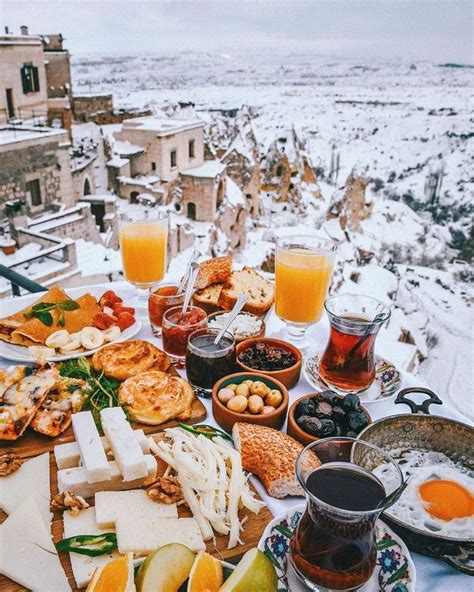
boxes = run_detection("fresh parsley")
[27,300,80,327]
[59,358,123,425]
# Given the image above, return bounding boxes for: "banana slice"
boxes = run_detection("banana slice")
[28,346,56,361]
[102,325,121,343]
[80,327,105,350]
[45,330,71,348]
[59,332,82,353]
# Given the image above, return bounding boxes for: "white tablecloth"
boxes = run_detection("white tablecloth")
[1,282,471,591]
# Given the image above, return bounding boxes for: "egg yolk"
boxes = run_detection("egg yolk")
[419,479,474,521]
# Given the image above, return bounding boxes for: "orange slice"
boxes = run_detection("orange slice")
[187,551,223,592]
[86,554,135,592]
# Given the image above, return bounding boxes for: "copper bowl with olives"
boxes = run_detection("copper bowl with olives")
[287,391,372,446]
[212,372,289,433]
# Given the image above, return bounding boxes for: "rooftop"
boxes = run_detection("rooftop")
[121,116,205,137]
[182,160,226,178]
[114,140,145,156]
[0,34,42,46]
[0,126,68,147]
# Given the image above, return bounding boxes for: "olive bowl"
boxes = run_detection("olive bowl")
[212,372,289,434]
[287,392,372,446]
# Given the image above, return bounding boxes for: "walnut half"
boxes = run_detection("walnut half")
[147,475,186,505]
[51,490,89,516]
[0,453,23,476]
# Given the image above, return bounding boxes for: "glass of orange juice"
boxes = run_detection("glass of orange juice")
[119,209,168,303]
[275,235,337,341]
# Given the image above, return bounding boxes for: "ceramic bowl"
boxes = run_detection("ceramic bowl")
[287,392,372,446]
[236,337,302,389]
[207,311,266,343]
[212,372,289,433]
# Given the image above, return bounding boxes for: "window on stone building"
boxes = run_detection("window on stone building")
[170,150,177,168]
[188,139,195,159]
[276,165,284,177]
[21,64,40,94]
[151,161,156,171]
[26,179,42,206]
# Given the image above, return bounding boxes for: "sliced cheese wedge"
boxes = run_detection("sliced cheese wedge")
[63,507,121,589]
[71,411,111,483]
[95,490,177,528]
[100,407,148,481]
[0,497,70,592]
[54,429,150,470]
[0,452,51,529]
[57,456,157,498]
[115,515,205,554]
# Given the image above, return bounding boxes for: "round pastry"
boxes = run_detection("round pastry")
[118,371,195,425]
[91,339,170,381]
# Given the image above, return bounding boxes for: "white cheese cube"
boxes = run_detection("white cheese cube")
[57,455,157,498]
[115,515,205,554]
[71,411,110,483]
[95,490,177,528]
[63,507,120,589]
[54,429,150,470]
[100,407,148,481]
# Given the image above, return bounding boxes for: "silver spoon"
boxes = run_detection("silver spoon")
[213,294,249,345]
[177,250,201,295]
[180,262,200,317]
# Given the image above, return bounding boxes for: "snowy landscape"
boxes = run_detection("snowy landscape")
[69,50,473,416]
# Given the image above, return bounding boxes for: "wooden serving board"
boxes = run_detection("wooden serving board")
[0,427,273,592]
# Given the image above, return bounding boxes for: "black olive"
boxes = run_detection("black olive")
[299,416,323,436]
[346,430,358,438]
[333,424,343,436]
[319,418,336,436]
[295,398,316,420]
[348,411,369,432]
[342,393,361,411]
[315,401,333,417]
[331,406,346,422]
[320,390,340,405]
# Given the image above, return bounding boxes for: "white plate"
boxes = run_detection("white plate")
[258,504,416,592]
[303,352,402,404]
[0,285,142,363]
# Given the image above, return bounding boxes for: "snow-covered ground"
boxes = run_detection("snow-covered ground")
[70,51,473,417]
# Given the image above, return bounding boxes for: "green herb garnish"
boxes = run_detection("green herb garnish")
[55,533,117,557]
[60,358,122,426]
[27,300,80,327]
[179,422,232,441]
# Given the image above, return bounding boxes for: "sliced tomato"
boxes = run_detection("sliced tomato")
[99,290,123,308]
[112,303,135,316]
[92,312,116,330]
[115,312,135,331]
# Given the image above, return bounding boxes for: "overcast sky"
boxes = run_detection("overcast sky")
[1,0,472,61]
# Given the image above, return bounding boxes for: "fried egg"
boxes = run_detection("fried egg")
[373,449,474,539]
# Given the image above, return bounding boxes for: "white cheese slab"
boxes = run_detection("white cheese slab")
[115,515,205,554]
[63,507,120,589]
[100,407,148,481]
[54,429,150,470]
[0,497,70,592]
[0,452,51,529]
[71,411,111,483]
[95,489,177,528]
[57,455,157,498]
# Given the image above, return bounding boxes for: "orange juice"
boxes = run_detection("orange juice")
[275,249,334,324]
[119,221,167,286]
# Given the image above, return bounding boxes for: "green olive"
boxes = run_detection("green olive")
[250,381,269,398]
[248,395,264,415]
[235,383,251,397]
[266,389,283,408]
[227,395,248,413]
[218,388,235,404]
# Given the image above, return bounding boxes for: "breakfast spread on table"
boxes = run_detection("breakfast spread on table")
[0,245,472,592]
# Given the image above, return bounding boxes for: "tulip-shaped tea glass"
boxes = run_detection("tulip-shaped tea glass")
[290,437,404,591]
[275,235,337,342]
[319,294,391,393]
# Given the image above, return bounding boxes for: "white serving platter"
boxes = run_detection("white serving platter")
[0,285,142,363]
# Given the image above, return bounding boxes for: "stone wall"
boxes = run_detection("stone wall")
[180,174,225,222]
[0,139,74,214]
[44,52,72,99]
[72,159,97,200]
[73,95,114,122]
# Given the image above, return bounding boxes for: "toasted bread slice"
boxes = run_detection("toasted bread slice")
[218,268,274,316]
[192,283,224,314]
[194,256,232,290]
[233,422,320,498]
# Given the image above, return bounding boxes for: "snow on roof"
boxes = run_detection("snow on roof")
[0,126,66,146]
[121,116,205,137]
[117,175,161,187]
[79,194,117,204]
[182,160,226,178]
[107,156,130,167]
[225,177,246,207]
[114,140,145,156]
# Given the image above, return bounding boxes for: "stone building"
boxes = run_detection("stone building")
[0,32,48,122]
[0,125,75,215]
[180,161,226,221]
[327,169,373,233]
